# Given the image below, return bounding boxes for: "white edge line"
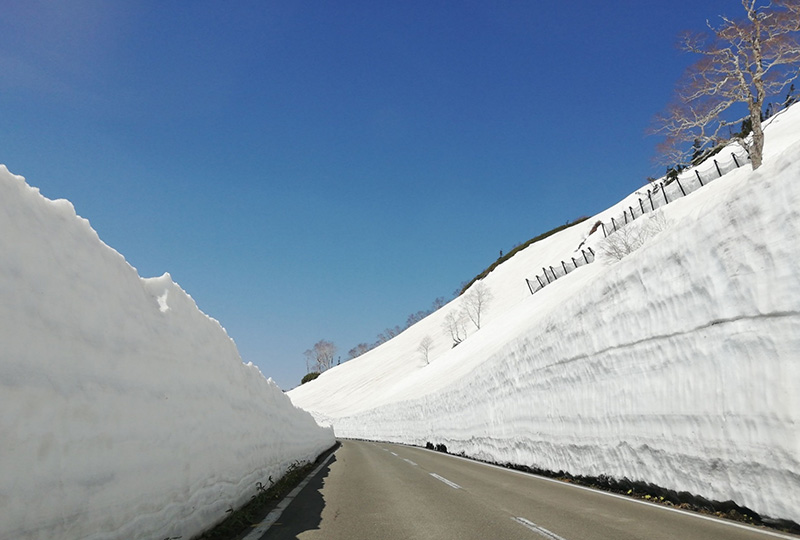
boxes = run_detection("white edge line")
[430,472,462,490]
[512,517,568,540]
[413,445,799,540]
[242,451,336,540]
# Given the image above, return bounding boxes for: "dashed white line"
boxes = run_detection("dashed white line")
[403,458,418,466]
[512,517,568,540]
[430,473,462,490]
[390,451,398,456]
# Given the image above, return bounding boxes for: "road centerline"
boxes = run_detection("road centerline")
[512,517,569,540]
[430,472,462,490]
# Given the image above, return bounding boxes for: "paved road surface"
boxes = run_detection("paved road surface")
[260,440,798,540]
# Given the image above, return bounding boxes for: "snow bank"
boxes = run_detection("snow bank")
[289,105,800,522]
[0,168,334,540]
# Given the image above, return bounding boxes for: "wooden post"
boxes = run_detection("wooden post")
[696,170,704,186]
[676,178,686,196]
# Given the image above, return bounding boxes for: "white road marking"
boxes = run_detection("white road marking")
[418,447,798,540]
[242,452,335,540]
[390,451,398,456]
[403,458,418,466]
[513,517,568,540]
[430,473,462,490]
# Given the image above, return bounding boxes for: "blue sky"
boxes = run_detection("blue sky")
[2,0,738,389]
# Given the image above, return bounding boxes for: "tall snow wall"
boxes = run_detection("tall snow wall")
[0,165,334,540]
[290,140,800,522]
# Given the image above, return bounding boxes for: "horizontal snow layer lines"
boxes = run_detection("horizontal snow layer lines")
[0,165,335,540]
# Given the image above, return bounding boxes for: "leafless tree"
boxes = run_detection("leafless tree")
[463,282,493,330]
[347,342,371,360]
[653,0,800,170]
[442,311,467,347]
[418,335,434,364]
[600,210,671,262]
[303,339,337,373]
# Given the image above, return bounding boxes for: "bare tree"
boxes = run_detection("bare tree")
[442,311,467,347]
[653,0,800,170]
[303,340,337,373]
[418,335,434,364]
[600,211,671,262]
[347,342,371,360]
[463,282,493,330]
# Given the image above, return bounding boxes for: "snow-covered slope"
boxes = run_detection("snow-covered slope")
[289,105,800,522]
[0,170,334,540]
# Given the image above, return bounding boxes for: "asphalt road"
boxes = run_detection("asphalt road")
[259,439,798,540]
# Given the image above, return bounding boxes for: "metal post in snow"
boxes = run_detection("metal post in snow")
[639,198,645,214]
[550,266,557,279]
[536,275,546,289]
[676,177,686,196]
[582,249,589,264]
[526,278,535,295]
[543,268,551,284]
[696,170,704,186]
[601,222,607,238]
[562,261,568,274]
[571,257,577,269]
[623,210,628,224]
[661,182,668,204]
[630,206,636,220]
[732,153,740,168]
[714,159,722,178]
[611,217,617,231]
[648,190,654,210]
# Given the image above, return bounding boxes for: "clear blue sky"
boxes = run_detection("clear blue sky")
[2,0,738,390]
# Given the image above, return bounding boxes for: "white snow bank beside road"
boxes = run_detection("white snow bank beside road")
[0,166,334,540]
[290,105,800,523]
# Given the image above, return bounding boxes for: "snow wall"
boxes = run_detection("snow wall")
[289,110,800,523]
[0,166,334,540]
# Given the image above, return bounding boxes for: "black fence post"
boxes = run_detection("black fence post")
[526,278,535,295]
[696,170,704,186]
[661,182,668,204]
[714,159,722,178]
[648,190,654,210]
[732,153,740,168]
[676,177,686,196]
[582,249,589,264]
[550,266,556,279]
[611,217,617,231]
[639,198,645,214]
[543,268,551,284]
[630,206,636,220]
[571,257,578,268]
[536,275,545,288]
[587,246,595,258]
[562,261,568,274]
[601,222,607,237]
[623,210,628,224]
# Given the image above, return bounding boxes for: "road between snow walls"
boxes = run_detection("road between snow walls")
[0,166,335,540]
[288,107,800,526]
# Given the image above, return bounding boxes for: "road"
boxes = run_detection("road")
[259,439,798,540]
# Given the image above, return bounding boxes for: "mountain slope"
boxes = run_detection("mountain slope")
[289,104,800,523]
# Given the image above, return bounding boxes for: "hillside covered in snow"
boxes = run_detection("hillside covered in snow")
[0,169,334,540]
[289,104,800,523]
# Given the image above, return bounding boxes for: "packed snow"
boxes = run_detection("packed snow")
[0,170,334,540]
[289,104,800,523]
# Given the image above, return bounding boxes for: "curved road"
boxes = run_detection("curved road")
[257,440,797,540]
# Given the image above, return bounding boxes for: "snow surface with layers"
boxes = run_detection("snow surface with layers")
[289,104,800,523]
[0,170,334,540]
